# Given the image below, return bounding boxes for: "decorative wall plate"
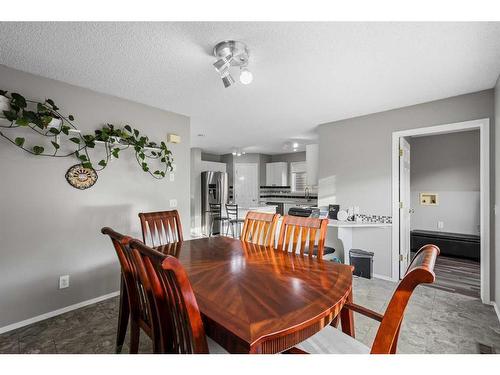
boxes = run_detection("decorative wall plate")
[65,164,98,190]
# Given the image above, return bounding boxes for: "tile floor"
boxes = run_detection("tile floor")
[1,277,499,354]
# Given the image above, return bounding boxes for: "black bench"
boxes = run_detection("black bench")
[410,230,480,261]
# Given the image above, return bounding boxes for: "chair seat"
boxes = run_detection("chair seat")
[207,337,229,354]
[296,325,370,354]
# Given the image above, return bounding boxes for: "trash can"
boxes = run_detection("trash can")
[349,249,374,279]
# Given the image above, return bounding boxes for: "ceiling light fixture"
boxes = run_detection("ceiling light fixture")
[213,40,252,88]
[239,67,253,85]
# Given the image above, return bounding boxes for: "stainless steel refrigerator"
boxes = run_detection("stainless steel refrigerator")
[201,171,229,236]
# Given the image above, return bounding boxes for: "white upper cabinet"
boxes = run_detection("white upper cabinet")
[266,162,288,186]
[306,144,319,187]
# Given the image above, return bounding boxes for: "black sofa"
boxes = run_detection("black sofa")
[410,230,480,261]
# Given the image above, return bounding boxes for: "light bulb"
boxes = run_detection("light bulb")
[292,142,299,148]
[239,67,253,84]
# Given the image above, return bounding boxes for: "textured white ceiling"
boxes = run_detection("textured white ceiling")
[0,22,499,154]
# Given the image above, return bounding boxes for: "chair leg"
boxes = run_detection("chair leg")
[209,217,214,237]
[116,276,129,353]
[340,289,355,338]
[230,222,235,238]
[129,319,140,354]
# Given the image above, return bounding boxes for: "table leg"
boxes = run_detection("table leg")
[340,287,355,338]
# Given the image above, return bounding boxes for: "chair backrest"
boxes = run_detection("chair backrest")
[225,204,239,220]
[277,215,329,260]
[101,227,154,335]
[371,244,440,354]
[129,239,209,354]
[208,203,222,218]
[240,211,279,247]
[138,210,183,247]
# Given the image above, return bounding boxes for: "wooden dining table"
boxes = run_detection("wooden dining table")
[153,236,354,354]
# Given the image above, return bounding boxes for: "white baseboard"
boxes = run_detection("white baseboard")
[491,301,500,324]
[0,290,120,335]
[373,273,397,282]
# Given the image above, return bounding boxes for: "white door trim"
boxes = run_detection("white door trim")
[391,118,490,303]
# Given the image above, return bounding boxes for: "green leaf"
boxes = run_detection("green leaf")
[45,98,59,110]
[133,129,139,137]
[82,162,92,169]
[41,115,53,126]
[32,146,44,155]
[51,141,60,150]
[49,127,60,134]
[37,103,47,113]
[3,110,18,121]
[15,118,30,126]
[138,152,145,160]
[85,140,96,148]
[153,170,161,175]
[98,160,107,167]
[11,93,27,108]
[79,154,88,161]
[112,148,120,158]
[69,137,81,144]
[14,137,25,147]
[68,115,74,121]
[0,90,7,96]
[124,125,132,132]
[61,126,70,135]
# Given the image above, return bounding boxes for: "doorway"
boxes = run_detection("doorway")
[234,163,259,208]
[392,119,490,303]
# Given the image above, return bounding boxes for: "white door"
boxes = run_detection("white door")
[399,137,411,277]
[234,163,259,209]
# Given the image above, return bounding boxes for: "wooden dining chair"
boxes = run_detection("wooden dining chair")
[288,244,440,354]
[240,211,279,247]
[277,215,329,260]
[138,210,183,247]
[129,239,228,354]
[101,227,158,353]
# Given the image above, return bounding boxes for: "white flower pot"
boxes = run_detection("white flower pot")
[48,117,62,129]
[0,96,10,115]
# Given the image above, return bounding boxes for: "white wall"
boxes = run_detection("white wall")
[410,131,480,235]
[318,89,494,284]
[0,66,191,329]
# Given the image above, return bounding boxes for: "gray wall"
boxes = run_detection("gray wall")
[318,89,495,285]
[270,151,306,163]
[495,76,500,306]
[410,131,480,235]
[0,65,190,329]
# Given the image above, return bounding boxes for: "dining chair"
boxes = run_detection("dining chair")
[240,211,279,246]
[129,239,228,354]
[101,227,159,353]
[288,244,440,354]
[138,210,183,247]
[276,215,329,260]
[208,203,229,237]
[225,204,245,238]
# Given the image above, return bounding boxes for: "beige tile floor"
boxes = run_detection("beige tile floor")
[1,276,499,354]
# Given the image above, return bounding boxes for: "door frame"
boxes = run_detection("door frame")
[391,118,490,303]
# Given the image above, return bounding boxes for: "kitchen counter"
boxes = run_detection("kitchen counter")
[328,220,392,228]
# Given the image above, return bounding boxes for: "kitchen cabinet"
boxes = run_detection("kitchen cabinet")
[266,162,288,186]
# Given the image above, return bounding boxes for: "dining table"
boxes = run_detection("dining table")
[152,236,355,354]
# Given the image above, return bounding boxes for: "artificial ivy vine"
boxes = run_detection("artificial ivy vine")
[0,90,173,179]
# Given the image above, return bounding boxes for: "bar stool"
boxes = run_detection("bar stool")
[225,204,245,238]
[208,203,229,236]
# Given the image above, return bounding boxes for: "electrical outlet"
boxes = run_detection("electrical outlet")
[169,199,177,208]
[59,275,70,289]
[169,173,175,182]
[437,221,444,230]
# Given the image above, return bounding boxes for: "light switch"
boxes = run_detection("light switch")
[169,173,175,182]
[437,221,444,229]
[169,199,177,208]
